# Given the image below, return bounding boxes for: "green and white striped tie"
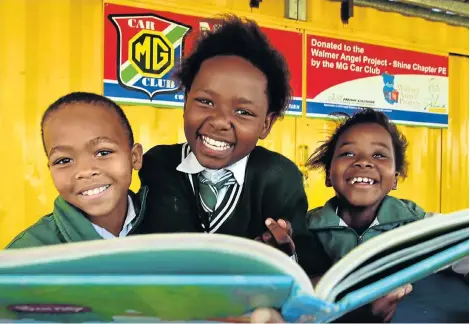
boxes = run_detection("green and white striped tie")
[198,170,236,213]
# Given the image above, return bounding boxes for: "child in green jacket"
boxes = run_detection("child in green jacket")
[7,92,146,248]
[306,108,420,322]
[5,91,296,324]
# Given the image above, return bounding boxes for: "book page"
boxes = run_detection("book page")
[315,209,469,300]
[327,227,469,301]
[0,233,315,295]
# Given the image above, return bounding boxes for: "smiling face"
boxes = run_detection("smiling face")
[183,55,275,169]
[43,102,142,224]
[328,123,398,209]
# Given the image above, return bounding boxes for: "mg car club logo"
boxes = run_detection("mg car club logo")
[109,14,191,100]
[104,4,302,114]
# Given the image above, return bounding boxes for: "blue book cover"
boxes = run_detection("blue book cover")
[0,209,468,323]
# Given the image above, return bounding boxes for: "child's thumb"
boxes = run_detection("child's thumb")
[250,308,284,323]
[394,283,413,300]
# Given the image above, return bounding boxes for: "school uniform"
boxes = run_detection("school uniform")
[305,195,428,274]
[305,196,430,322]
[137,143,321,274]
[6,188,148,249]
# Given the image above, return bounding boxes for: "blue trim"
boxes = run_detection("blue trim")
[287,99,302,114]
[281,240,468,323]
[332,240,469,321]
[104,81,184,106]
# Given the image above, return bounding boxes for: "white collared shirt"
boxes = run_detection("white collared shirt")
[177,147,297,261]
[177,152,248,209]
[91,195,136,239]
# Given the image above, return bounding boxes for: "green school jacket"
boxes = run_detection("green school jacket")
[307,195,427,265]
[6,187,148,249]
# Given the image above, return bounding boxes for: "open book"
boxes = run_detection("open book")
[0,209,468,323]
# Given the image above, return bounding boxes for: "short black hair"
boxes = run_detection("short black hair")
[175,15,291,118]
[41,92,134,154]
[306,108,409,179]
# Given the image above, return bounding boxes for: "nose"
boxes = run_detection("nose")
[208,106,232,131]
[353,155,374,168]
[75,158,100,180]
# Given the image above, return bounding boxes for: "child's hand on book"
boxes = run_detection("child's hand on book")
[255,218,295,256]
[250,308,284,323]
[371,284,413,322]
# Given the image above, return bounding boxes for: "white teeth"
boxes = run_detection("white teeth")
[350,177,375,185]
[81,185,110,196]
[201,136,231,151]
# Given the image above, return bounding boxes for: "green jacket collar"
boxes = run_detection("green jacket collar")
[308,195,425,230]
[52,186,148,243]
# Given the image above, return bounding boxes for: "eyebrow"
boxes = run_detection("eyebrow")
[48,137,118,156]
[338,141,353,148]
[235,97,254,105]
[198,89,255,105]
[372,141,392,150]
[339,141,391,150]
[196,89,217,97]
[89,136,118,146]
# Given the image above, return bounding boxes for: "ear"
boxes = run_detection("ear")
[259,112,277,140]
[392,172,398,190]
[325,171,332,187]
[131,143,144,171]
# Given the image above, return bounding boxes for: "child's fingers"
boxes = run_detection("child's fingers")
[262,231,273,243]
[372,284,412,318]
[378,284,411,306]
[389,284,413,302]
[405,284,413,293]
[277,219,293,236]
[277,219,287,228]
[382,305,397,323]
[265,218,295,255]
[255,232,275,245]
[250,308,284,323]
[402,283,413,297]
[265,219,289,244]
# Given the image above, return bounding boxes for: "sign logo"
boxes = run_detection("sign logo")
[382,72,399,105]
[109,14,191,99]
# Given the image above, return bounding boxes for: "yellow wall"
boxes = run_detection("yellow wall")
[441,55,469,213]
[0,0,468,247]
